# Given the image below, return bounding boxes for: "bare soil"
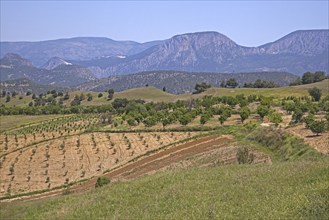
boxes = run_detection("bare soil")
[0,132,198,198]
[1,134,273,203]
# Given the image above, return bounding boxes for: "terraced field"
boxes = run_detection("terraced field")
[0,130,202,198]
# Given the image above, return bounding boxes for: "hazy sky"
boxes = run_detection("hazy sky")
[1,1,328,46]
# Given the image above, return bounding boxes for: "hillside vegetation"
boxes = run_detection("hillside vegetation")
[77,71,298,94]
[1,79,328,108]
[198,79,329,98]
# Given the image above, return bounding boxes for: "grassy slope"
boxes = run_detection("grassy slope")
[1,80,328,106]
[1,159,328,220]
[0,87,174,107]
[114,87,174,101]
[0,115,65,132]
[187,79,329,99]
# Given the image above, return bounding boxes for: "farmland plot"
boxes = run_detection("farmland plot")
[0,114,100,156]
[0,131,199,197]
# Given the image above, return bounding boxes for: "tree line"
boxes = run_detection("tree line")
[289,71,327,86]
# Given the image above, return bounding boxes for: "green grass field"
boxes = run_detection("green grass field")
[189,79,329,99]
[1,159,328,220]
[0,115,66,132]
[1,80,328,107]
[114,87,174,101]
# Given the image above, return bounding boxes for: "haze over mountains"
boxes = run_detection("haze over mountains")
[0,38,162,67]
[1,29,328,77]
[0,29,328,93]
[0,53,96,87]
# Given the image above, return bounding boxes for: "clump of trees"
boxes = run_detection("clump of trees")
[224,78,238,88]
[243,79,278,88]
[290,71,327,86]
[193,82,211,94]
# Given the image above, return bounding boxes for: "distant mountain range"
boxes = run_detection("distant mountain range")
[0,37,161,67]
[0,52,298,94]
[0,78,66,94]
[1,29,328,76]
[0,53,96,87]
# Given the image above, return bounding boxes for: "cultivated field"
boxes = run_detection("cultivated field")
[0,130,201,197]
[0,114,100,156]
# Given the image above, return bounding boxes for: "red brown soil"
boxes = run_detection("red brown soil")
[0,132,196,197]
[1,135,234,202]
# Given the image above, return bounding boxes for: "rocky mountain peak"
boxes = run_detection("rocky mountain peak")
[1,53,33,67]
[260,30,329,55]
[42,57,73,70]
[161,31,238,52]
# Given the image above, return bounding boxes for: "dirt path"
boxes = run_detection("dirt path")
[1,135,233,203]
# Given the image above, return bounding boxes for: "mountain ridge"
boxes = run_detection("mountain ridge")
[73,29,328,76]
[0,37,162,66]
[1,29,328,76]
[0,54,96,87]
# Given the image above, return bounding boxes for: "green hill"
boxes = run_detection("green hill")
[115,87,174,101]
[1,80,328,107]
[77,71,298,94]
[198,79,329,98]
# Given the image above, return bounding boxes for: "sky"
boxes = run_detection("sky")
[0,1,328,47]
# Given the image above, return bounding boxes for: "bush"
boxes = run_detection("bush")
[269,112,283,126]
[248,127,285,150]
[308,87,322,101]
[256,105,270,121]
[236,146,254,164]
[239,107,251,123]
[303,114,314,129]
[309,120,326,136]
[95,176,110,188]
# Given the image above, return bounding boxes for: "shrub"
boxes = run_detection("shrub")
[256,105,270,121]
[247,127,285,150]
[269,112,283,126]
[236,146,254,164]
[309,120,326,136]
[239,107,251,123]
[95,176,110,188]
[308,87,322,101]
[291,107,303,124]
[303,114,315,129]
